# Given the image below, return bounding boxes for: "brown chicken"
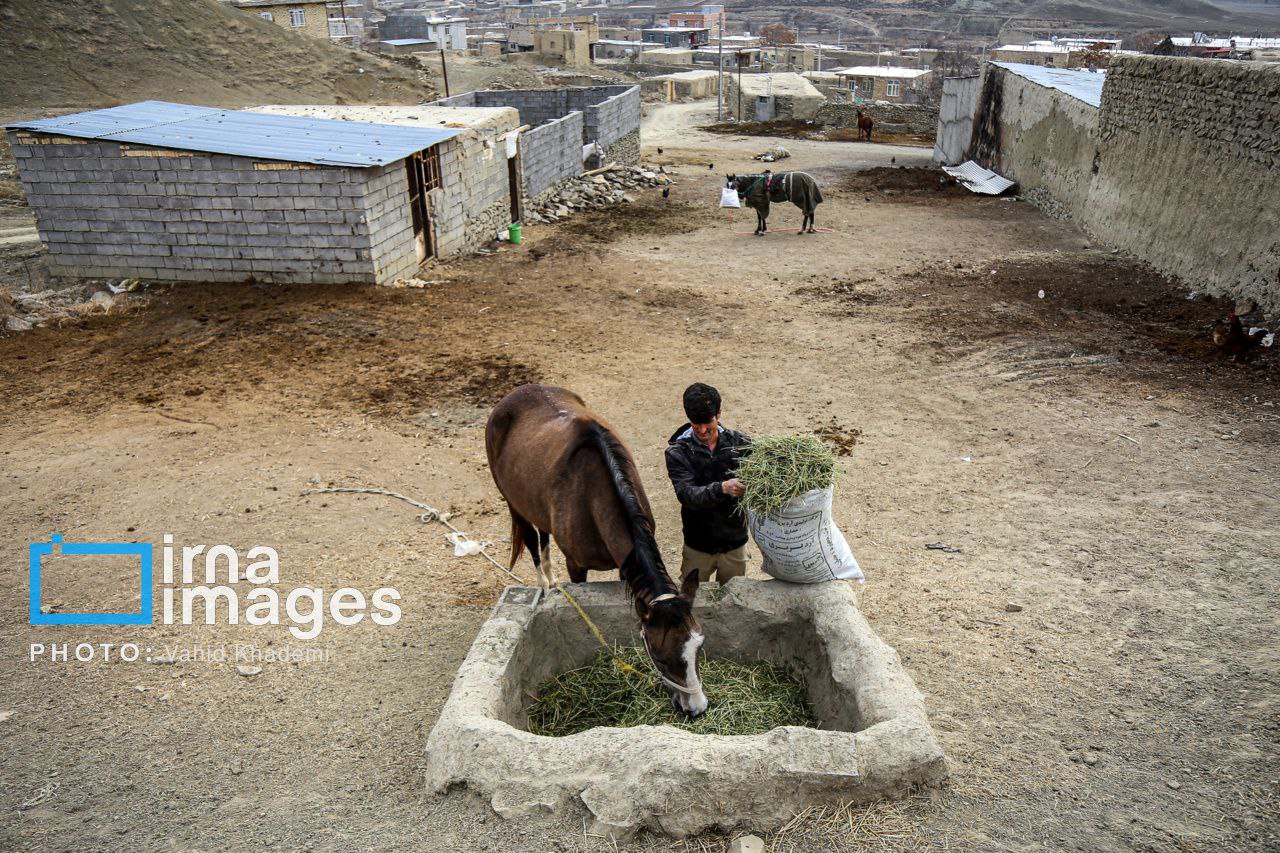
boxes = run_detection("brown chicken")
[1212,313,1271,358]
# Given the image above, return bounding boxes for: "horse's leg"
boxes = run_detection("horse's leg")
[538,529,552,582]
[755,208,764,235]
[516,517,551,589]
[565,558,588,584]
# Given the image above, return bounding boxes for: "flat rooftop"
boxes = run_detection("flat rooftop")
[248,104,521,133]
[734,72,823,97]
[834,65,931,79]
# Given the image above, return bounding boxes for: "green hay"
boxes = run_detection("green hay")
[737,434,837,516]
[528,646,815,737]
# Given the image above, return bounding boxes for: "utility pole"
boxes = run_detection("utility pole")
[737,51,743,121]
[716,5,725,121]
[440,47,451,97]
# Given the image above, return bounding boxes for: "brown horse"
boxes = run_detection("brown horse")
[486,384,708,716]
[857,109,873,142]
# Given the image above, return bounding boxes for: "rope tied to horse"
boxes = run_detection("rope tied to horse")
[555,583,645,678]
[300,486,527,585]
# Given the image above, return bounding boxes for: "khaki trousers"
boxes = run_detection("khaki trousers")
[680,544,748,584]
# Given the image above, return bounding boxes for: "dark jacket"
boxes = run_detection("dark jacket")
[665,423,751,554]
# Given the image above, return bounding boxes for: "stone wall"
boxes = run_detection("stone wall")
[816,102,939,136]
[1087,56,1280,310]
[603,129,640,164]
[6,132,379,284]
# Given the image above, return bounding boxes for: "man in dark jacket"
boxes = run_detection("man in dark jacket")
[665,383,751,583]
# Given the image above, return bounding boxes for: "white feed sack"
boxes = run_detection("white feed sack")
[720,187,741,208]
[748,487,864,583]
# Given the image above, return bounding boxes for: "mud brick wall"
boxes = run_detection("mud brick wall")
[6,132,379,284]
[976,64,1099,221]
[1088,56,1280,311]
[963,56,1280,311]
[817,102,939,136]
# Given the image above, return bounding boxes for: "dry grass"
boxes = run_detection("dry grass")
[671,796,946,852]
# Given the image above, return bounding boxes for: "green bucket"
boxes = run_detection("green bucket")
[508,222,522,245]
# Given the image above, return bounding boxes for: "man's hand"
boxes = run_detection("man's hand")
[721,478,746,498]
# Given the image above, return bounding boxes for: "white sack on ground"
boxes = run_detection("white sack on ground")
[748,486,864,583]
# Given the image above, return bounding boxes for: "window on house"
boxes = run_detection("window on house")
[421,146,443,192]
[329,19,347,37]
[259,11,273,21]
[887,80,900,97]
[289,8,306,27]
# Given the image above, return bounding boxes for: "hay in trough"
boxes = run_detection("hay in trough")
[528,646,814,737]
[737,434,837,516]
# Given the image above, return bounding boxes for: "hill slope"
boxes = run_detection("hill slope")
[0,0,436,109]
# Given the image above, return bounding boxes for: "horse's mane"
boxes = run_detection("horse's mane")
[584,422,679,605]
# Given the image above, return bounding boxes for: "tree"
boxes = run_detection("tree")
[760,23,796,47]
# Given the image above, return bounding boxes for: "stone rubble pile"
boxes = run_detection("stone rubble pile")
[524,164,672,224]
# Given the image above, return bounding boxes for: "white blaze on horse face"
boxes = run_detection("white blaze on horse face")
[681,632,708,717]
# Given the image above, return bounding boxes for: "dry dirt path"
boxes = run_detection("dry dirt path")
[0,104,1276,852]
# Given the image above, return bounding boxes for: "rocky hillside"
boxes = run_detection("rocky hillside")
[0,0,435,109]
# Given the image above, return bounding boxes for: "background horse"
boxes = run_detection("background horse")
[857,110,874,142]
[728,171,824,235]
[486,383,708,716]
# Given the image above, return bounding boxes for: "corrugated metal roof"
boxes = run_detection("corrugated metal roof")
[941,161,1016,195]
[5,101,462,167]
[991,62,1105,107]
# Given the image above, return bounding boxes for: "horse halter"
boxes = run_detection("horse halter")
[642,593,703,696]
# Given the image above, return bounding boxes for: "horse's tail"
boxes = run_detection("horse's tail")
[507,508,527,568]
[585,422,672,596]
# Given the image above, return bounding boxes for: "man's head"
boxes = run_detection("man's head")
[683,382,721,446]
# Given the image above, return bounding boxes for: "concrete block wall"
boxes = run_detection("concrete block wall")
[517,113,585,203]
[7,132,379,284]
[573,86,642,160]
[430,132,513,257]
[473,89,578,128]
[361,162,418,283]
[429,86,641,157]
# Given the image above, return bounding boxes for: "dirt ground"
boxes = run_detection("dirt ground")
[1,101,1278,852]
[703,118,934,148]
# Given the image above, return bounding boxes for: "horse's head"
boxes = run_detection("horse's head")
[725,174,739,190]
[638,570,707,717]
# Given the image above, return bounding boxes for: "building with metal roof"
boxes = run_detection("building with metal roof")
[6,100,463,168]
[4,101,519,285]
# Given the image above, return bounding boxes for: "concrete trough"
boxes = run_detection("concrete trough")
[424,578,947,837]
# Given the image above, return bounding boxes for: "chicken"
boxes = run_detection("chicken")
[662,186,670,199]
[1212,313,1272,358]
